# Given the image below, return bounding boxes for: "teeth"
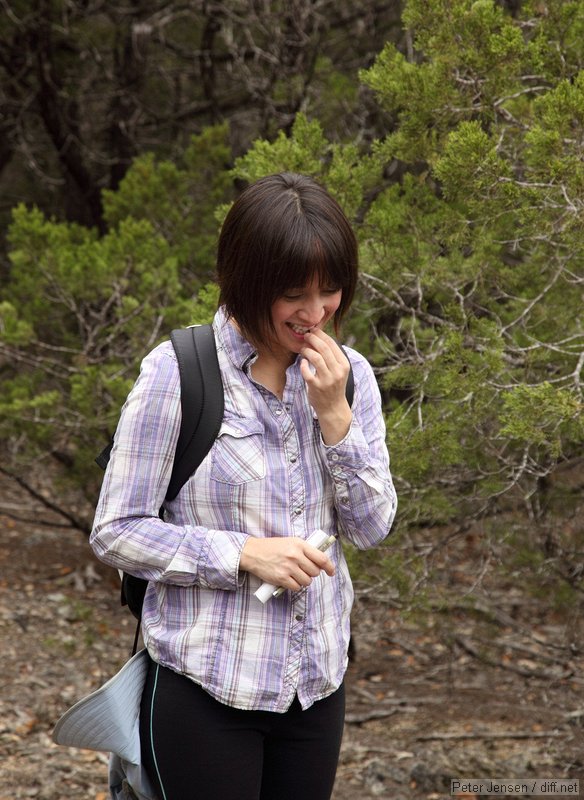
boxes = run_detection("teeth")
[290,324,311,334]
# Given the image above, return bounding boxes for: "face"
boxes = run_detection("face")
[264,276,342,361]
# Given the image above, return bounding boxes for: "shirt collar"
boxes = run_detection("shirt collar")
[213,306,257,371]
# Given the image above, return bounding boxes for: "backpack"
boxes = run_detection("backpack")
[96,325,224,625]
[96,323,355,631]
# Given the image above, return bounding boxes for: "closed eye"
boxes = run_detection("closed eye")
[283,288,340,299]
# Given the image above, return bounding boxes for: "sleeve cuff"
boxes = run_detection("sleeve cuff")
[320,418,370,478]
[195,529,248,590]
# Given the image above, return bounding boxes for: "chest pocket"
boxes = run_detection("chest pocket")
[211,417,266,484]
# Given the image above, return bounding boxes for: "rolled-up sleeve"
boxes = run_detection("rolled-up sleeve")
[90,343,248,590]
[320,350,397,549]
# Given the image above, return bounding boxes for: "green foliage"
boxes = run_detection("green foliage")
[103,125,232,282]
[0,129,232,503]
[361,0,531,163]
[231,114,333,179]
[500,383,583,457]
[434,121,512,200]
[354,0,584,532]
[0,301,33,344]
[232,114,382,220]
[6,205,187,345]
[525,72,584,187]
[524,0,584,79]
[305,56,360,135]
[0,0,582,581]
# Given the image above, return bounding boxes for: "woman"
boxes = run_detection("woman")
[90,172,397,800]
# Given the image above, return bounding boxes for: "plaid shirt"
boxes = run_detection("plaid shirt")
[91,308,397,712]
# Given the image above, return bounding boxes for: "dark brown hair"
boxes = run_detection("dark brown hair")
[216,172,358,346]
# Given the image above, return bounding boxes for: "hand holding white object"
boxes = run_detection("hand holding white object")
[253,530,336,603]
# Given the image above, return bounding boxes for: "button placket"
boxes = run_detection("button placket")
[280,413,305,534]
[283,593,307,690]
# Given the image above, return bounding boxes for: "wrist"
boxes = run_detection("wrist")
[239,536,256,573]
[317,404,352,446]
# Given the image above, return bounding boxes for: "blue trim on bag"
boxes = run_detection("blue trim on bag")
[150,664,168,800]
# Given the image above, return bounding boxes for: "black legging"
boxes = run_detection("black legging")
[139,655,346,800]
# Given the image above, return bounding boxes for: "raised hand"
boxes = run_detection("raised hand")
[300,328,352,445]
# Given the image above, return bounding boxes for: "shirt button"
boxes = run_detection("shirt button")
[295,614,304,622]
[330,453,339,462]
[275,408,283,416]
[290,455,297,463]
[341,496,349,504]
[294,508,303,516]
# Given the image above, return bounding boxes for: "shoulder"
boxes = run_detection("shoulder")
[139,340,178,375]
[132,340,180,397]
[143,339,177,364]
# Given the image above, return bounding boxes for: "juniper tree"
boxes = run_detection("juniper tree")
[0,0,582,602]
[229,0,584,595]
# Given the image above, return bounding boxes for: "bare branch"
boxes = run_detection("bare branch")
[0,465,90,534]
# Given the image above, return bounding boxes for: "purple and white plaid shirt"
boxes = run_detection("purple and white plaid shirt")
[91,307,397,712]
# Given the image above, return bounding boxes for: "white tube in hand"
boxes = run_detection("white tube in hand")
[254,529,336,604]
[254,579,279,604]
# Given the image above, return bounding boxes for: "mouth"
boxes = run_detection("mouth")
[287,322,316,340]
[288,323,313,334]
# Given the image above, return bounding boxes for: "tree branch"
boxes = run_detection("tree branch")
[0,465,90,534]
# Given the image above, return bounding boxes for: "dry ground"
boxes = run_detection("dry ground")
[1,474,583,799]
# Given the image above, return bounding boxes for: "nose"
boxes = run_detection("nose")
[297,292,328,326]
[299,290,330,327]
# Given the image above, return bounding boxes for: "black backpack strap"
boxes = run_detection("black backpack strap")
[341,346,354,408]
[95,324,224,650]
[165,324,224,502]
[95,439,113,470]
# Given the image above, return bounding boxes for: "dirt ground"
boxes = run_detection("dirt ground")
[1,474,583,800]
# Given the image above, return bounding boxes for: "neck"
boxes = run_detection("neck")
[251,348,295,399]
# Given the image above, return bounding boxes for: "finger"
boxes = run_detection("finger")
[300,357,313,382]
[320,557,336,577]
[289,570,312,589]
[301,353,347,395]
[302,345,349,386]
[283,544,323,583]
[285,576,305,592]
[300,347,329,375]
[305,327,335,346]
[302,341,347,379]
[297,556,324,579]
[300,357,329,389]
[304,330,346,365]
[302,332,337,365]
[304,545,336,577]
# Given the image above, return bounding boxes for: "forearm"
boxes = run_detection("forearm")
[91,511,248,590]
[90,344,249,590]
[319,355,397,548]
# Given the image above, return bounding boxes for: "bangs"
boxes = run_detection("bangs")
[269,228,352,300]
